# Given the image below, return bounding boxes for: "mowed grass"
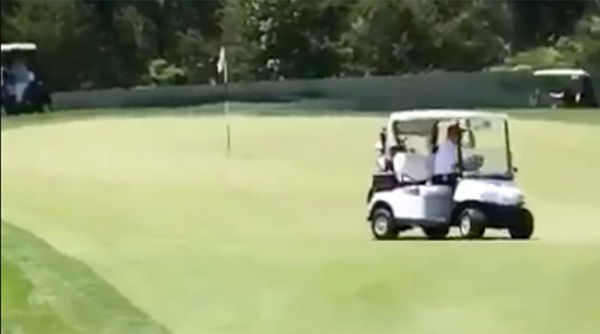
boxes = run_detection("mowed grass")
[2,108,600,334]
[1,221,169,334]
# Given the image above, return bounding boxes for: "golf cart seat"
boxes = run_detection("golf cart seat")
[393,152,431,183]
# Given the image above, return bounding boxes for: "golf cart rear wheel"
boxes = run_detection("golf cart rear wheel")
[457,207,486,239]
[423,226,450,240]
[370,207,398,240]
[509,209,534,239]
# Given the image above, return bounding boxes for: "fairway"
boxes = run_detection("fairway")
[2,109,600,334]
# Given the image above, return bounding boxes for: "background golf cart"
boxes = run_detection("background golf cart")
[529,68,598,108]
[367,110,534,240]
[1,42,52,115]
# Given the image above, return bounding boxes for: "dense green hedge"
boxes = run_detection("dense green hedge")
[52,72,598,111]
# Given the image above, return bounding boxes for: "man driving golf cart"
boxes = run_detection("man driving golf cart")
[367,110,533,240]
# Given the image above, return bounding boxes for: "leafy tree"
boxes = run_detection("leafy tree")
[1,0,598,89]
[148,58,186,85]
[125,0,222,80]
[340,0,510,74]
[509,0,588,49]
[222,0,353,80]
[2,0,94,90]
[505,14,600,71]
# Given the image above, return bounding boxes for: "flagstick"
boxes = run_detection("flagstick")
[219,46,231,156]
[224,64,231,156]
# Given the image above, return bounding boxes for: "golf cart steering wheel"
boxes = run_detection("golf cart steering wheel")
[463,154,485,171]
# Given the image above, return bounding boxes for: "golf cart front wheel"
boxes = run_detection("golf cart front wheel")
[457,207,486,239]
[509,209,534,239]
[370,207,398,240]
[423,226,450,240]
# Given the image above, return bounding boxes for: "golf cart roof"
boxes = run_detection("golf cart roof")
[1,43,37,52]
[533,68,589,77]
[390,110,508,123]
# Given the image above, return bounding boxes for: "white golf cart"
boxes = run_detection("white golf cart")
[367,110,534,240]
[530,68,598,108]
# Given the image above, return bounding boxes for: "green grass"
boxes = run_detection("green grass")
[2,107,600,334]
[1,221,169,334]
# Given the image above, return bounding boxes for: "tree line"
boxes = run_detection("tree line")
[1,0,598,91]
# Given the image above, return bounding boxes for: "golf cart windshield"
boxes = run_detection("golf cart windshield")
[460,118,510,178]
[1,43,37,84]
[535,73,585,95]
[386,111,512,181]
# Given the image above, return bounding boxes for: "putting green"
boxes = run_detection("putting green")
[2,109,600,334]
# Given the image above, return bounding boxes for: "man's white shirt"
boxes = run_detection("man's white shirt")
[434,140,457,175]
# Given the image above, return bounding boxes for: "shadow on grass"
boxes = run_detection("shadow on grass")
[376,235,539,242]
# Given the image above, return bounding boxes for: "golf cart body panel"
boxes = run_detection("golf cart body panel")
[369,185,453,225]
[453,179,524,207]
[367,110,534,239]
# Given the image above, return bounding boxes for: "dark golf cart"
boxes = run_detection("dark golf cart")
[1,43,52,115]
